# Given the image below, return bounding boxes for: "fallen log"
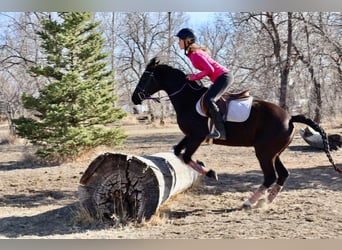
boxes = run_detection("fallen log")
[299,126,342,150]
[78,152,202,224]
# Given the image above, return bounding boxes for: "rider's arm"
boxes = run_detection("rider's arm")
[187,51,214,81]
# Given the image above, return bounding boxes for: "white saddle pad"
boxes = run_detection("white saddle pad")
[226,96,253,122]
[196,96,253,123]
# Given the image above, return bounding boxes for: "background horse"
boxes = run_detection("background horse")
[131,57,341,207]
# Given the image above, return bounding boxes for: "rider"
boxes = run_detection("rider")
[176,28,234,140]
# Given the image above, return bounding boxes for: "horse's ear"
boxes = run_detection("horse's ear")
[151,57,159,65]
[148,57,160,69]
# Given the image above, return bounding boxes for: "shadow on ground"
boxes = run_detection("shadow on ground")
[199,165,341,195]
[0,202,97,238]
[125,133,182,149]
[0,161,59,171]
[167,164,342,220]
[0,190,76,208]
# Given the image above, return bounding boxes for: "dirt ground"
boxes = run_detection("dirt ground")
[0,117,342,239]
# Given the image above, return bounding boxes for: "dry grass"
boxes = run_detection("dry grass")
[72,205,105,226]
[0,131,21,145]
[321,116,342,130]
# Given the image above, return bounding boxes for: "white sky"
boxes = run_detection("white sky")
[187,12,215,27]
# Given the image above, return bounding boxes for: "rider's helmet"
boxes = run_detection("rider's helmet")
[176,28,196,45]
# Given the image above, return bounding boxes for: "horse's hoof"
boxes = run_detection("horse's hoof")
[172,145,181,156]
[242,199,252,208]
[267,184,282,203]
[206,169,218,181]
[196,160,205,167]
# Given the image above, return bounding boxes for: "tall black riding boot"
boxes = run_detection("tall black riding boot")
[207,108,226,140]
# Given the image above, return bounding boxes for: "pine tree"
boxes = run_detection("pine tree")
[13,12,127,161]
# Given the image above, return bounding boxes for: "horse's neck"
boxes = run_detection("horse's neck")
[167,84,204,113]
[157,66,205,112]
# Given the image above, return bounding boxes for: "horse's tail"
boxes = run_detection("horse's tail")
[290,115,342,175]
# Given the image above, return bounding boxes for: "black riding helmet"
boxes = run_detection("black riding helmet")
[176,28,196,44]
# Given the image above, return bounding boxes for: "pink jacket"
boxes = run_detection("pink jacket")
[187,49,229,83]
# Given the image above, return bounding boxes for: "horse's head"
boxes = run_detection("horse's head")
[131,57,162,105]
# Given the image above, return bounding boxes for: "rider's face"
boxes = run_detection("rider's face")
[178,38,185,49]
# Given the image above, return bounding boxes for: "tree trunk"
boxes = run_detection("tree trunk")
[0,101,15,135]
[279,12,293,110]
[78,152,201,224]
[309,65,322,123]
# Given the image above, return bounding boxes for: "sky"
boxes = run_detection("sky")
[0,12,216,31]
[187,12,216,27]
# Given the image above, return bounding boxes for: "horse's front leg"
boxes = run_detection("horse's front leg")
[181,135,202,164]
[173,136,187,156]
[181,136,218,181]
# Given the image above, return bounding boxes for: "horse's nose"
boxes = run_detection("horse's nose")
[131,92,142,105]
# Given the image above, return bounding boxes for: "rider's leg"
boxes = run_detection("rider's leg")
[206,102,226,140]
[204,72,233,140]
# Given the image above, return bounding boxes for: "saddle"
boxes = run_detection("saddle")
[196,90,253,122]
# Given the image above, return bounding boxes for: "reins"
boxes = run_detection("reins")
[140,82,187,103]
[138,70,204,103]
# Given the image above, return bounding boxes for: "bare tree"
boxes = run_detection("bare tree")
[225,13,290,102]
[113,12,186,121]
[291,12,342,122]
[0,12,47,118]
[243,12,294,110]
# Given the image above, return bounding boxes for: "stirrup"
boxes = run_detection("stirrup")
[206,129,226,140]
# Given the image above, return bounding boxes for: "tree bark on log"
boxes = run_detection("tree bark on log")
[78,152,202,223]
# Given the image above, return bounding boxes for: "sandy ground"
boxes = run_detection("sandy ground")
[0,118,341,239]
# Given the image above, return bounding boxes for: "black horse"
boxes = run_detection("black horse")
[131,57,341,207]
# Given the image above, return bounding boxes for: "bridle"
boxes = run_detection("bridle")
[136,69,204,103]
[135,70,158,102]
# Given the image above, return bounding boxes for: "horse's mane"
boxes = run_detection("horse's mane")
[147,57,206,92]
[148,57,185,76]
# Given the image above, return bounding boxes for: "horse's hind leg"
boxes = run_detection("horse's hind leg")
[267,132,293,203]
[267,156,289,203]
[243,149,277,207]
[274,156,289,186]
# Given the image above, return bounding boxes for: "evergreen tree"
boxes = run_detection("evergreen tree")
[13,12,127,161]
